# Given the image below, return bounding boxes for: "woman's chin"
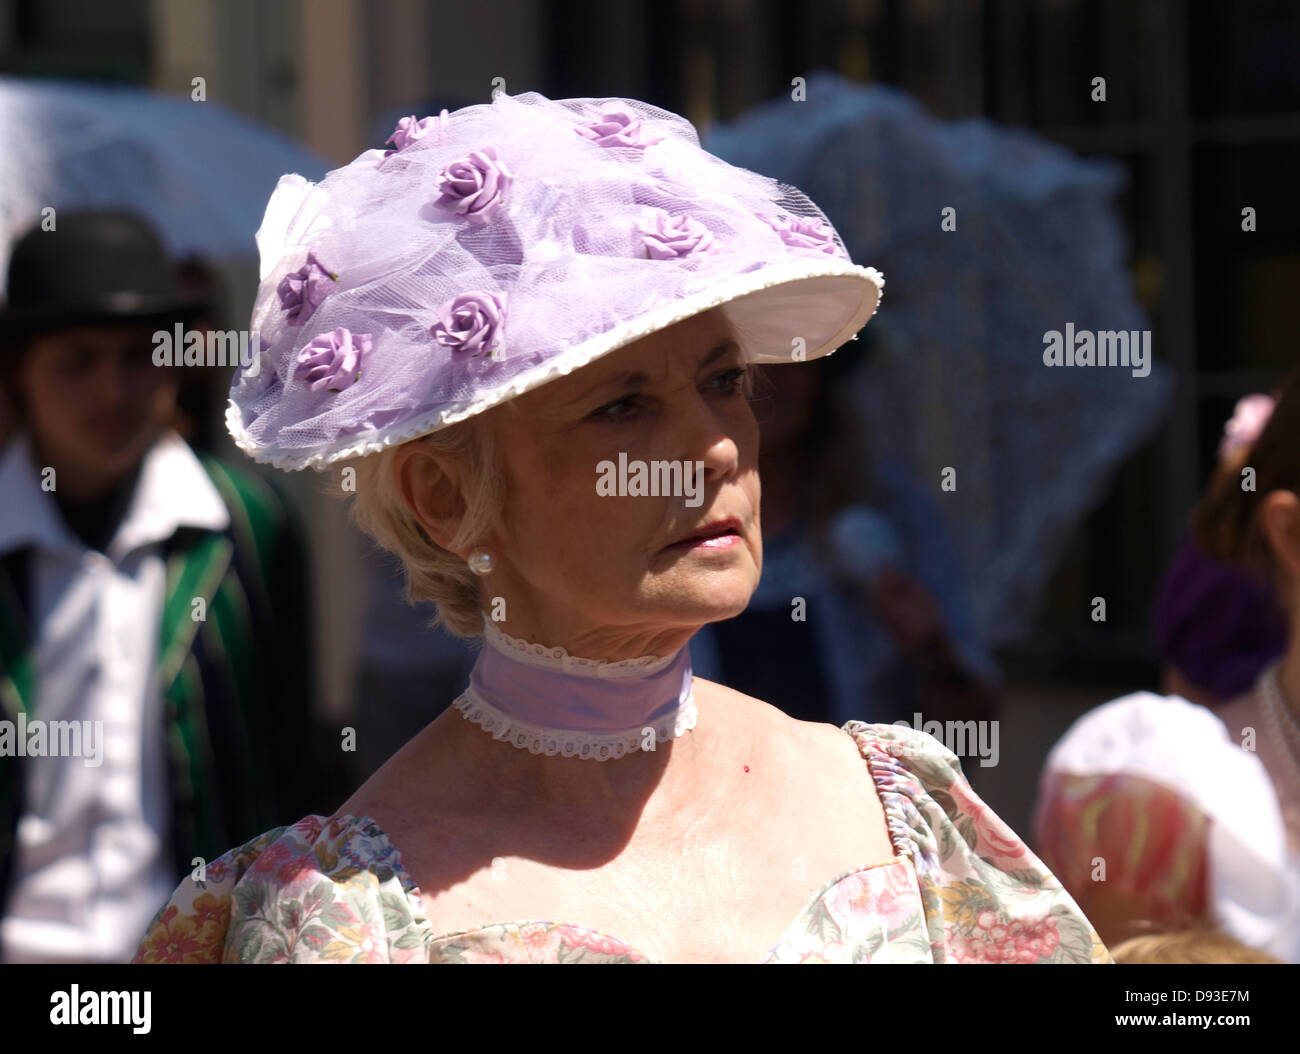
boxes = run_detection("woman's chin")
[659,581,757,625]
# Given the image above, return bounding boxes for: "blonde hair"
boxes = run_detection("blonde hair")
[341,412,508,638]
[1110,928,1282,964]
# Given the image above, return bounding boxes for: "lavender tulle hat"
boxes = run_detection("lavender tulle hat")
[229,90,884,470]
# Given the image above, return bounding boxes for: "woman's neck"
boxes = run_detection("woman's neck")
[431,674,751,843]
[472,608,695,664]
[450,617,697,764]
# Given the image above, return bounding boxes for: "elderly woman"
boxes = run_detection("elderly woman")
[134,92,1108,964]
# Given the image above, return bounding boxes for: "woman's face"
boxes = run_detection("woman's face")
[482,308,762,656]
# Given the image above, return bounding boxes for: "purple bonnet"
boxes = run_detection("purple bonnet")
[229,91,884,470]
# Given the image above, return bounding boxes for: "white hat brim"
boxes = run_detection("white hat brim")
[226,257,883,471]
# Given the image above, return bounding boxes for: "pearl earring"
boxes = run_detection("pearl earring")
[467,547,494,576]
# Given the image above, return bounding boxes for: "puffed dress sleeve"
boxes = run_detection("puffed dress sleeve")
[846,721,1113,963]
[132,814,431,963]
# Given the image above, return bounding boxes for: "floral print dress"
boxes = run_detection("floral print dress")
[134,722,1111,964]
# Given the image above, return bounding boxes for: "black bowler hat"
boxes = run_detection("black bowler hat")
[0,210,212,345]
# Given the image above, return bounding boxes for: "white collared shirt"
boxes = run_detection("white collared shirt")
[0,430,229,963]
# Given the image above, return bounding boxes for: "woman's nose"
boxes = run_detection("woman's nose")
[675,392,742,484]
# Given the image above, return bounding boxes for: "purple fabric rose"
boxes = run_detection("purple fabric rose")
[432,146,514,225]
[277,252,338,324]
[294,327,371,392]
[759,212,841,255]
[386,113,438,151]
[635,209,716,260]
[574,107,664,149]
[431,292,507,356]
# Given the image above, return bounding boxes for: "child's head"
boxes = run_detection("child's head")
[8,321,180,491]
[0,211,204,496]
[1111,928,1282,964]
[1194,365,1300,619]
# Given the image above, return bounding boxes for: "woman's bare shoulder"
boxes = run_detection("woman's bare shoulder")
[691,676,854,756]
[687,679,897,866]
[338,716,460,828]
[691,678,883,803]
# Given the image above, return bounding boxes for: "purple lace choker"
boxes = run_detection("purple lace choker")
[450,618,698,761]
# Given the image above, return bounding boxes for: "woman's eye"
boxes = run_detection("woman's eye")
[589,369,746,420]
[710,367,748,393]
[590,395,640,420]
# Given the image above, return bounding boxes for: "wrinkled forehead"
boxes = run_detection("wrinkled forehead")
[639,305,740,350]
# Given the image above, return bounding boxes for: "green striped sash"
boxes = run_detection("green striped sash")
[158,530,233,862]
[0,452,290,875]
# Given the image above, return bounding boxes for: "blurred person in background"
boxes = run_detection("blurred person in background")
[0,211,323,963]
[1034,366,1300,963]
[1151,394,1289,709]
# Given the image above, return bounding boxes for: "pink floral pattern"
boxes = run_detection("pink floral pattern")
[946,910,1061,964]
[133,725,1111,964]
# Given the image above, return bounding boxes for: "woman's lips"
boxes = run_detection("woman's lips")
[665,529,742,552]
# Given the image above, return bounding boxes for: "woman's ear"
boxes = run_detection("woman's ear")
[392,440,467,553]
[1259,489,1300,589]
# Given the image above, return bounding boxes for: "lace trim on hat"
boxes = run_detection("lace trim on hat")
[451,683,699,761]
[479,617,680,678]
